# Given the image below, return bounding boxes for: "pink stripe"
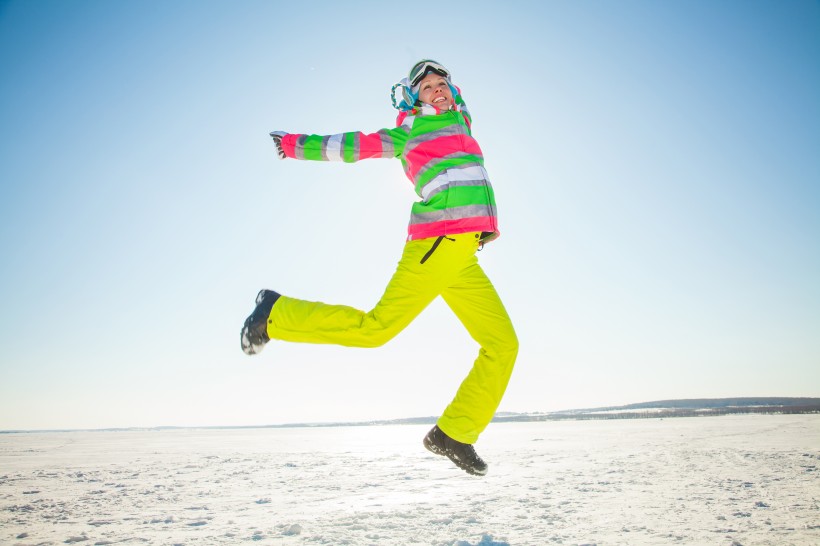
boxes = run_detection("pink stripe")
[408,216,497,240]
[405,135,483,179]
[357,132,384,159]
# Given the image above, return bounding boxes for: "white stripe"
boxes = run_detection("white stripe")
[326,133,344,161]
[421,165,489,201]
[421,174,449,201]
[447,165,488,183]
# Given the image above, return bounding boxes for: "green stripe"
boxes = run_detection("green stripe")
[409,111,467,134]
[343,133,355,163]
[417,185,496,212]
[302,135,325,161]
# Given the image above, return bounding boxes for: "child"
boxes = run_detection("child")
[241,60,518,476]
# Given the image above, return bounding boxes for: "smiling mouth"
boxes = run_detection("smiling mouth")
[434,97,447,103]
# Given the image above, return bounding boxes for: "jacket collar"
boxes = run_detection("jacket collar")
[396,101,462,127]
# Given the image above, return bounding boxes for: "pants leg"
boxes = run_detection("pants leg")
[265,233,478,347]
[264,232,516,445]
[436,262,518,444]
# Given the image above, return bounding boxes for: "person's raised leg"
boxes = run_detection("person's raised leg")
[241,236,463,353]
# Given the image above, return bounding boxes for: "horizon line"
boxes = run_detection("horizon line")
[3,396,818,434]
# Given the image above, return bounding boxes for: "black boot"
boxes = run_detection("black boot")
[423,425,488,476]
[240,289,280,355]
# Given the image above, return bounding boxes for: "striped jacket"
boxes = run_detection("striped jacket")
[278,99,499,243]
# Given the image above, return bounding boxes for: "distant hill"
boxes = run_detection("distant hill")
[588,397,820,411]
[291,397,820,428]
[492,397,820,423]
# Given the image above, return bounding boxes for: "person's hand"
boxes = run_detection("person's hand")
[269,131,287,159]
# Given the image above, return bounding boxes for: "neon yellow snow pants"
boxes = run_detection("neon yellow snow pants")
[266,232,518,444]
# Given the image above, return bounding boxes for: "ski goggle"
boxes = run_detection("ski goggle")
[408,60,451,89]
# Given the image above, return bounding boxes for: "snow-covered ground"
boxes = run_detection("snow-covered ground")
[1,414,818,545]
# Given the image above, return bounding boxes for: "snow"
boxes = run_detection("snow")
[1,415,818,545]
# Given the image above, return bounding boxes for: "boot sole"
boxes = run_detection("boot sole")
[424,431,487,476]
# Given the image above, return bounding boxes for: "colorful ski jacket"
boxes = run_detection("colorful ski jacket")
[277,98,499,243]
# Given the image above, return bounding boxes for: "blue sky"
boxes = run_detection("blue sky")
[1,0,818,430]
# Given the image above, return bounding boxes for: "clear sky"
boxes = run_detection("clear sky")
[1,0,818,431]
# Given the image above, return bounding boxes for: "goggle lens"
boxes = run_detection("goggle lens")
[409,61,450,87]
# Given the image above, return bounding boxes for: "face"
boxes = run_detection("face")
[417,72,454,111]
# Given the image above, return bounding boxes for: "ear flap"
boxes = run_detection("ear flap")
[402,86,418,109]
[448,82,459,100]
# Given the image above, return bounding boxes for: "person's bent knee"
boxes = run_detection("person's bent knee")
[355,326,401,348]
[489,329,519,363]
[507,331,519,359]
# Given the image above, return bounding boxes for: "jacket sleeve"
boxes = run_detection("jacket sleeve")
[280,126,409,162]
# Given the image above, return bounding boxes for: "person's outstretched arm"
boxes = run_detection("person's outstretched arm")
[269,126,409,162]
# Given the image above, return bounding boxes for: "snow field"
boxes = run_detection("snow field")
[1,415,818,545]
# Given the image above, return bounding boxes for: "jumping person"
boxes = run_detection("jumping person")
[241,60,518,476]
